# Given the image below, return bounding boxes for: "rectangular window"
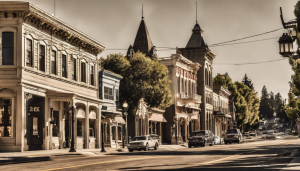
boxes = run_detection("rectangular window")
[51,50,56,75]
[26,39,32,67]
[90,65,94,85]
[104,87,114,100]
[81,62,86,83]
[39,45,45,72]
[71,57,76,80]
[116,89,119,101]
[0,99,12,137]
[62,54,67,78]
[2,32,14,65]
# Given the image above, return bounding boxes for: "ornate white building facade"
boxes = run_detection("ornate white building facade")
[0,2,105,152]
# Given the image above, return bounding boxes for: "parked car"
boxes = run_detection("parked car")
[262,132,268,139]
[188,130,214,148]
[224,129,243,144]
[266,131,276,139]
[213,136,224,145]
[128,135,159,152]
[249,132,257,137]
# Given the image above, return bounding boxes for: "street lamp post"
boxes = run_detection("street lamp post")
[123,102,129,145]
[278,7,300,59]
[100,122,106,152]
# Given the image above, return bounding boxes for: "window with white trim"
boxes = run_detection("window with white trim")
[51,50,57,75]
[81,62,86,83]
[104,87,113,100]
[39,45,45,72]
[26,39,32,67]
[71,56,76,81]
[62,54,67,78]
[2,32,14,65]
[90,65,94,85]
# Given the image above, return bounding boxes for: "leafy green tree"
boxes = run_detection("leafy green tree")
[213,73,260,130]
[99,52,172,115]
[242,74,254,90]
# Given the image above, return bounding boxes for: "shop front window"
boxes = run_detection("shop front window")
[0,99,12,137]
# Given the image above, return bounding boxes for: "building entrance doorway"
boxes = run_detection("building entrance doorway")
[27,96,44,151]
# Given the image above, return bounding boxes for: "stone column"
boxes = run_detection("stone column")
[85,104,89,149]
[115,124,118,148]
[49,99,53,150]
[59,101,63,149]
[96,106,101,148]
[16,85,24,151]
[154,122,157,135]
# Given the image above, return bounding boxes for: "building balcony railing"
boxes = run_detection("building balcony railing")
[213,107,228,114]
[178,93,202,104]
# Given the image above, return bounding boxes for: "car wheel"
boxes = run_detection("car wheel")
[144,143,149,151]
[154,143,158,150]
[238,139,240,144]
[129,149,133,152]
[188,144,192,148]
[202,141,206,147]
[210,141,214,146]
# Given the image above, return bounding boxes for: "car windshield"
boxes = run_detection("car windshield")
[262,132,268,134]
[227,129,238,134]
[192,131,205,136]
[268,132,274,135]
[133,136,147,141]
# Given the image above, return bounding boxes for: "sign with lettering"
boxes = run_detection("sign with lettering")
[29,106,40,112]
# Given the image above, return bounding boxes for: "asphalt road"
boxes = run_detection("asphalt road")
[1,138,299,171]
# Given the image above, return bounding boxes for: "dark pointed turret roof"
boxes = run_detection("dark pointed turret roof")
[132,19,154,56]
[185,23,207,48]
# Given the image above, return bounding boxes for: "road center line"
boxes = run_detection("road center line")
[39,156,169,171]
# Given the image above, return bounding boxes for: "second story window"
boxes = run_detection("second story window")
[2,32,14,65]
[177,77,180,94]
[39,45,45,72]
[71,57,76,81]
[104,87,113,100]
[26,39,32,67]
[90,65,94,85]
[51,50,56,75]
[62,54,67,78]
[81,62,86,83]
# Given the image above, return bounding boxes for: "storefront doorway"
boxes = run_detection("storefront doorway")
[27,96,44,151]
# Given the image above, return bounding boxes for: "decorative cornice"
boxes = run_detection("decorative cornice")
[0,2,105,56]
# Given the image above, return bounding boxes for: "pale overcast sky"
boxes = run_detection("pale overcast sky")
[7,0,298,100]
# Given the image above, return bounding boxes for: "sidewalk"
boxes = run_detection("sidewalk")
[0,147,127,165]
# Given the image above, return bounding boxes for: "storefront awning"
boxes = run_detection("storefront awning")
[149,113,167,122]
[113,117,126,124]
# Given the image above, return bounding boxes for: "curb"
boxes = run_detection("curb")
[0,156,51,165]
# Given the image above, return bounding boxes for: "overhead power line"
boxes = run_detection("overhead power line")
[210,28,283,46]
[214,59,286,65]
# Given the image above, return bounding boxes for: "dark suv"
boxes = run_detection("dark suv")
[224,129,243,144]
[188,130,214,148]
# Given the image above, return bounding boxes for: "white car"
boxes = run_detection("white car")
[266,132,276,139]
[128,135,159,152]
[262,132,268,139]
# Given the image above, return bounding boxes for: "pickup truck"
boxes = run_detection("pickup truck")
[128,135,159,152]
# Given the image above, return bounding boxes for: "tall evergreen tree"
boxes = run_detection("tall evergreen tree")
[259,86,273,119]
[269,91,275,109]
[242,74,254,90]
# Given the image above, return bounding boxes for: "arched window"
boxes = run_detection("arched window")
[81,61,86,83]
[2,32,14,65]
[26,38,32,67]
[61,54,67,78]
[71,56,76,81]
[51,50,57,75]
[90,65,94,85]
[39,44,45,72]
